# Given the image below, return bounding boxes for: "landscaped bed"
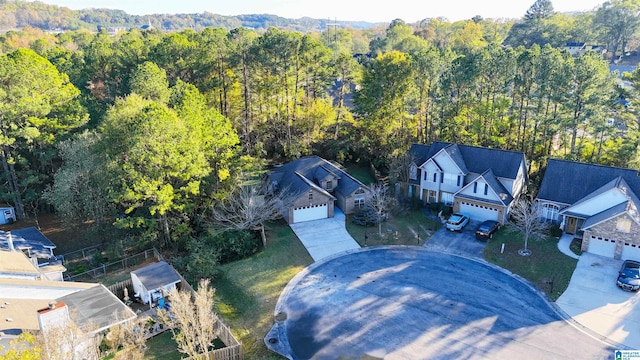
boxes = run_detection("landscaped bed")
[483,229,578,301]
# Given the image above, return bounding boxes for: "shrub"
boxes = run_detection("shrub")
[208,230,261,263]
[548,223,563,237]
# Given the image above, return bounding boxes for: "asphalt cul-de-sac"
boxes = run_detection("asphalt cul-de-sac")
[266,247,613,360]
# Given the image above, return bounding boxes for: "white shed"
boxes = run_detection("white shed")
[130,261,181,305]
[0,207,15,225]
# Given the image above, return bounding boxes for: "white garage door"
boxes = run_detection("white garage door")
[621,242,640,261]
[458,201,500,222]
[588,236,617,258]
[293,204,328,223]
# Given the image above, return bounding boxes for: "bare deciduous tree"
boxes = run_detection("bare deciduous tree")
[369,183,394,236]
[211,183,292,246]
[157,279,219,359]
[37,318,99,360]
[508,198,547,256]
[103,315,147,360]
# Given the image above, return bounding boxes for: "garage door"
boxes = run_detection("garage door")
[621,242,640,261]
[588,236,617,258]
[293,204,328,223]
[458,201,499,222]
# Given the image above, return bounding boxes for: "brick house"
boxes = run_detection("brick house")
[268,156,372,224]
[537,159,640,260]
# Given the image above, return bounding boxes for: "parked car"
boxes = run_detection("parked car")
[475,220,500,240]
[446,213,469,232]
[617,260,640,291]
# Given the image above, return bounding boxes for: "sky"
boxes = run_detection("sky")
[39,0,606,23]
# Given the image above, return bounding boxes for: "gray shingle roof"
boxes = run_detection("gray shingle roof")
[131,261,181,293]
[410,142,525,179]
[481,169,514,205]
[270,156,369,198]
[580,201,629,230]
[0,227,56,258]
[538,159,640,205]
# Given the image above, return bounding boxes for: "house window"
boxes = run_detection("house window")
[541,203,559,222]
[424,172,428,181]
[443,173,457,185]
[409,165,417,180]
[441,192,454,206]
[325,181,332,190]
[433,173,437,182]
[440,173,444,183]
[617,217,632,233]
[428,190,437,203]
[484,184,488,195]
[355,197,365,208]
[457,176,461,186]
[473,183,477,193]
[308,191,313,201]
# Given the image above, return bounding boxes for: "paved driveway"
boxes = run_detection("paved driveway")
[266,247,613,359]
[556,252,640,349]
[289,208,360,261]
[424,220,487,258]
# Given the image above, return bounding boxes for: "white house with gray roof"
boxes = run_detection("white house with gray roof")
[408,142,528,224]
[269,156,372,224]
[537,159,640,260]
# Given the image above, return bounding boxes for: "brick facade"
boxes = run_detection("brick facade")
[581,213,640,259]
[284,189,335,224]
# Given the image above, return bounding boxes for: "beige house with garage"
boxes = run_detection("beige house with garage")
[537,159,640,260]
[268,156,372,224]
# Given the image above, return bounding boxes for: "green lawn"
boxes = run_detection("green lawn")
[213,221,313,359]
[344,164,376,185]
[346,209,441,247]
[483,229,578,301]
[144,332,181,360]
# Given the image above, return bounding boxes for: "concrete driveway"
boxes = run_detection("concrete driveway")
[424,220,488,258]
[289,208,360,261]
[556,252,640,349]
[266,247,613,359]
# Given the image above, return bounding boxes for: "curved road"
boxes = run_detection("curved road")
[266,247,613,359]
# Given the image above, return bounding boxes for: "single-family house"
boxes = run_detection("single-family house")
[0,227,61,265]
[0,278,135,346]
[564,42,606,56]
[537,158,640,260]
[268,156,372,224]
[407,142,528,224]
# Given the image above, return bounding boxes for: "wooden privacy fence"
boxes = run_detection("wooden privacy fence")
[105,257,242,360]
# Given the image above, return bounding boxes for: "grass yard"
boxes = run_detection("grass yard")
[483,229,578,301]
[143,332,182,360]
[346,209,441,247]
[344,163,376,185]
[213,221,313,359]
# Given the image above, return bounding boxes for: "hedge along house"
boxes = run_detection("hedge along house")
[537,159,640,260]
[407,142,528,224]
[268,156,372,224]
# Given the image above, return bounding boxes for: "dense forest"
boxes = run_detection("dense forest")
[2,0,640,279]
[0,0,379,32]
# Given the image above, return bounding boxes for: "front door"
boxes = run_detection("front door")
[565,217,577,234]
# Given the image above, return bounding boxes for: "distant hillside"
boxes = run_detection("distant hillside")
[0,0,381,32]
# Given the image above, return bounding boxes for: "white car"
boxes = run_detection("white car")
[446,213,470,232]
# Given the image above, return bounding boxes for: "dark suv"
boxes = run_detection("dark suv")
[617,260,640,291]
[475,220,500,240]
